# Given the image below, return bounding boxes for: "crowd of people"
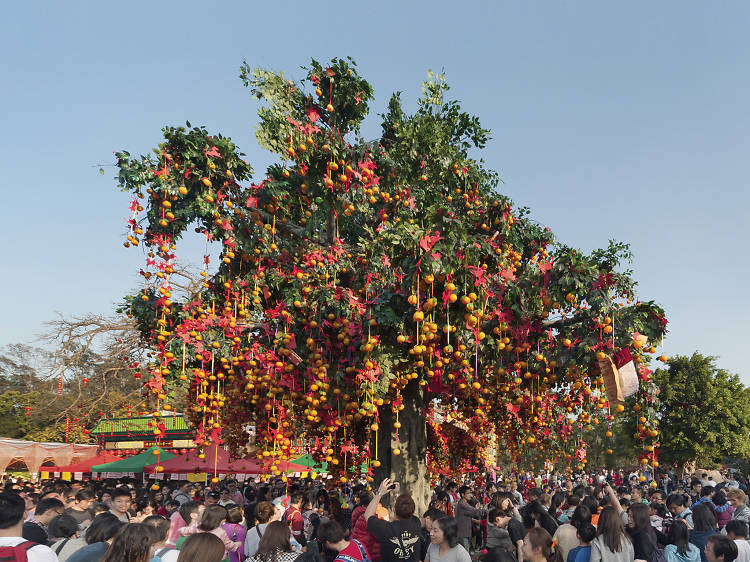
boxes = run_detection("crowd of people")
[1,468,750,562]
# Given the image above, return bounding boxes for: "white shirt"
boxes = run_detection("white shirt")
[153,546,179,562]
[735,540,750,562]
[0,536,58,562]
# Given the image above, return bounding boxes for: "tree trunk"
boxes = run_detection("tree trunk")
[372,382,430,515]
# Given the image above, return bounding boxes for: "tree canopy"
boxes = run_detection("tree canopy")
[114,57,668,484]
[0,338,141,444]
[653,353,750,468]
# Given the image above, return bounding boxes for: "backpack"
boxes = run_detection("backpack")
[0,541,36,562]
[336,539,371,562]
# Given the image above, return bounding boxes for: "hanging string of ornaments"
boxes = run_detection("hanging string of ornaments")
[115,58,669,482]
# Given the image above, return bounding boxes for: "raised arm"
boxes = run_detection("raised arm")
[365,478,396,521]
[603,484,623,516]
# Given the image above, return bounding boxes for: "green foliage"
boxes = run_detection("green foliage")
[113,57,668,474]
[653,353,750,467]
[0,344,142,445]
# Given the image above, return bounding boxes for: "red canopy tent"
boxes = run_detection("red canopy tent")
[41,451,121,474]
[143,443,307,475]
[230,457,309,475]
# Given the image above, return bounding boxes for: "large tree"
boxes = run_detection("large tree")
[114,58,667,503]
[653,353,750,468]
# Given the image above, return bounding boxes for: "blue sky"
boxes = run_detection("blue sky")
[1,1,747,382]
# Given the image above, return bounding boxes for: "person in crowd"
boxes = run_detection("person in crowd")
[650,502,667,533]
[625,503,657,561]
[521,528,562,562]
[365,478,423,562]
[329,496,351,540]
[566,523,595,562]
[664,519,700,562]
[723,521,749,562]
[704,535,738,562]
[247,521,300,562]
[49,514,82,561]
[690,482,703,506]
[558,495,579,525]
[351,491,382,562]
[522,502,558,538]
[454,486,485,552]
[669,494,695,529]
[176,533,225,562]
[66,490,95,528]
[22,497,65,544]
[170,484,194,507]
[422,508,443,559]
[589,506,633,562]
[694,488,716,511]
[485,508,515,554]
[109,489,133,523]
[181,504,242,559]
[142,515,179,562]
[158,500,180,519]
[728,491,750,525]
[553,504,591,562]
[424,516,470,562]
[246,501,282,559]
[99,490,113,508]
[226,482,245,508]
[132,499,159,523]
[218,489,234,507]
[100,523,157,562]
[222,504,246,562]
[492,493,525,558]
[318,520,371,562]
[713,492,734,530]
[66,513,125,562]
[284,492,307,549]
[0,492,58,562]
[690,503,720,562]
[167,502,201,547]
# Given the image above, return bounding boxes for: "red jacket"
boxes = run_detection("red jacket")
[351,515,380,562]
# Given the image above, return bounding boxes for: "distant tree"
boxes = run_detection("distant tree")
[0,314,150,443]
[653,353,750,468]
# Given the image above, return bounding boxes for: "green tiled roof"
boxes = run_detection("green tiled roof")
[91,415,190,436]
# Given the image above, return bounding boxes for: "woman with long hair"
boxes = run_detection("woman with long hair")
[626,503,657,561]
[522,528,563,562]
[589,506,634,562]
[522,501,558,537]
[100,524,157,562]
[248,521,299,562]
[176,533,226,562]
[425,516,471,562]
[664,520,700,562]
[689,503,719,562]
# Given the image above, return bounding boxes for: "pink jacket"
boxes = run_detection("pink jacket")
[180,524,242,558]
[167,511,186,546]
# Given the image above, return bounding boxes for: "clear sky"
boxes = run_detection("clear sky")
[1,1,747,382]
